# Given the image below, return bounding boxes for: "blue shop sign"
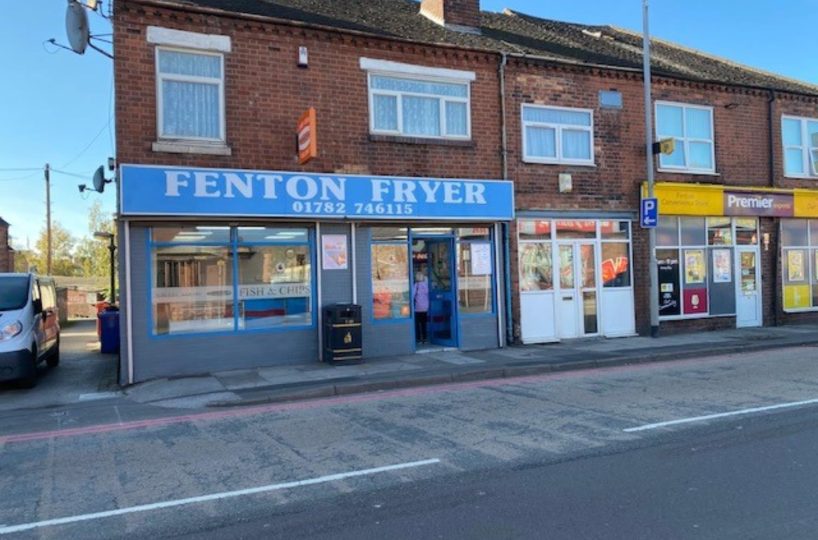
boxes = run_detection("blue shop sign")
[120,165,515,221]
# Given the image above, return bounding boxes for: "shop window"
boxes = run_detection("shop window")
[367,73,470,139]
[781,116,818,178]
[706,217,732,245]
[518,220,552,241]
[522,105,594,165]
[371,244,410,320]
[735,219,758,245]
[457,241,493,314]
[150,226,314,336]
[152,245,234,335]
[601,243,630,288]
[156,48,225,142]
[781,219,818,311]
[556,220,596,239]
[656,102,715,172]
[519,243,553,291]
[236,228,312,329]
[656,216,679,246]
[655,217,755,319]
[371,227,408,241]
[600,221,630,241]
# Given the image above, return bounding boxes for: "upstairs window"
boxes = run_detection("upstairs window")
[156,48,225,141]
[522,105,594,165]
[361,58,473,140]
[656,102,715,173]
[782,116,818,178]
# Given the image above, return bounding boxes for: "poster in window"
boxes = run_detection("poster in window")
[470,242,492,276]
[657,251,680,316]
[684,249,706,285]
[788,250,805,282]
[712,249,732,283]
[684,288,708,314]
[321,234,348,270]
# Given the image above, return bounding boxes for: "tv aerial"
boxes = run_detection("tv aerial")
[79,161,115,194]
[48,0,113,59]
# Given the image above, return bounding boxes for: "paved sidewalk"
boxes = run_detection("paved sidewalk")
[123,323,818,409]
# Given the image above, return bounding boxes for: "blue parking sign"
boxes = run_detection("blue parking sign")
[641,197,658,228]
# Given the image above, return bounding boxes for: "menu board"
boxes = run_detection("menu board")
[657,251,681,316]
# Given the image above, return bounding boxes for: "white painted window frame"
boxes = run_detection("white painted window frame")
[155,46,226,144]
[361,58,473,141]
[521,104,595,166]
[781,115,818,179]
[655,101,716,174]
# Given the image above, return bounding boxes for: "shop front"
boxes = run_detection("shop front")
[648,182,818,329]
[517,217,636,344]
[117,165,514,383]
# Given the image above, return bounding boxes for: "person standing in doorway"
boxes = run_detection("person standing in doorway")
[413,271,429,343]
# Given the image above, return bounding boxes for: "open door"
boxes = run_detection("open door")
[426,238,458,347]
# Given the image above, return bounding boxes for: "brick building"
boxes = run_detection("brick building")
[0,217,14,273]
[114,0,818,384]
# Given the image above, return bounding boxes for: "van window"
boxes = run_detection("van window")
[39,281,56,310]
[0,276,30,311]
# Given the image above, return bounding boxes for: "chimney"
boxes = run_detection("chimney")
[420,0,481,33]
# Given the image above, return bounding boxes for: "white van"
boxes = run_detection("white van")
[0,273,60,387]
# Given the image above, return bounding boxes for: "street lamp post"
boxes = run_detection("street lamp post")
[643,0,660,337]
[94,231,116,304]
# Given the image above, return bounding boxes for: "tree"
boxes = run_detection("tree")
[74,201,116,278]
[32,222,78,276]
[13,249,34,273]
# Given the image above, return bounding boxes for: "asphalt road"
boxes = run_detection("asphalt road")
[172,407,818,540]
[5,343,818,538]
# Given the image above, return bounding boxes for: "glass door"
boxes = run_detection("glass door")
[735,247,762,327]
[556,241,599,338]
[426,238,458,347]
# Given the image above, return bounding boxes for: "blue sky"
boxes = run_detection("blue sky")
[1,1,816,249]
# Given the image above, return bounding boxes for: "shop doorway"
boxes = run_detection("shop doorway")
[412,237,458,348]
[735,246,762,327]
[556,241,599,338]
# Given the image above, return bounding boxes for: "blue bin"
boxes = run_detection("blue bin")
[98,308,120,354]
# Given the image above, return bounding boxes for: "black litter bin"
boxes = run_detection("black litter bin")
[323,304,362,364]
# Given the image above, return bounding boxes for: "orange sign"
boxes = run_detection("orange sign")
[297,107,317,164]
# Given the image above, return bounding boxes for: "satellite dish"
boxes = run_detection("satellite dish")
[66,1,90,55]
[92,165,106,193]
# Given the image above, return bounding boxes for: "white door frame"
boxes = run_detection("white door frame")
[735,244,763,327]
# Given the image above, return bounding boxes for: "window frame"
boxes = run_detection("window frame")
[655,101,716,174]
[366,71,472,141]
[780,219,818,312]
[521,104,595,166]
[781,115,818,179]
[155,46,226,143]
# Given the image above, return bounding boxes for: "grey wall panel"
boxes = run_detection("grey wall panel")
[319,223,352,308]
[356,226,413,358]
[118,220,129,385]
[459,315,499,351]
[128,225,317,383]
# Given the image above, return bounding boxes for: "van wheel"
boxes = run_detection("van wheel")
[47,339,60,368]
[17,348,38,389]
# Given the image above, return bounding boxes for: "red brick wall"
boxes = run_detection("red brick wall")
[114,1,501,181]
[503,59,795,337]
[421,0,481,28]
[0,224,11,273]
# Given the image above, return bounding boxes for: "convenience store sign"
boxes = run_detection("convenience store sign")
[643,182,818,218]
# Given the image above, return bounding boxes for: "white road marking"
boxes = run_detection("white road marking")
[624,397,818,432]
[0,458,441,535]
[77,392,122,402]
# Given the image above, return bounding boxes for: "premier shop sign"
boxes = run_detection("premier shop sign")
[120,165,515,221]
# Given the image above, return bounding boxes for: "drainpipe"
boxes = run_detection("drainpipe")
[499,52,514,344]
[768,89,779,326]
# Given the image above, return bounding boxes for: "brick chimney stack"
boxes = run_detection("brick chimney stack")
[420,0,481,32]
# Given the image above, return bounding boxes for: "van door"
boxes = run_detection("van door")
[37,280,59,353]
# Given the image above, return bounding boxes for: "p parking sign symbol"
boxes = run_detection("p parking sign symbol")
[641,197,658,228]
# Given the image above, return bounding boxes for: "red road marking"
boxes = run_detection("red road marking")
[0,349,751,445]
